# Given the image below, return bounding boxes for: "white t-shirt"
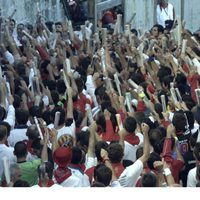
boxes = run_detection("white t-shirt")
[187,167,197,187]
[123,132,144,163]
[118,159,143,187]
[156,3,174,27]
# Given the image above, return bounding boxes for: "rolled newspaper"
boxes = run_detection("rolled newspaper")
[68,20,74,40]
[65,58,71,74]
[34,116,44,140]
[2,156,10,185]
[116,114,123,131]
[100,47,106,73]
[36,2,40,13]
[177,16,182,46]
[52,34,58,50]
[125,92,134,113]
[81,25,86,40]
[113,22,118,36]
[128,79,139,90]
[94,32,100,43]
[54,111,61,129]
[102,28,107,47]
[195,89,200,106]
[0,65,2,78]
[6,82,11,96]
[117,14,122,34]
[9,9,17,19]
[114,73,122,96]
[161,95,167,113]
[170,87,178,104]
[181,39,187,55]
[85,104,93,125]
[61,69,70,89]
[170,82,174,88]
[175,88,182,102]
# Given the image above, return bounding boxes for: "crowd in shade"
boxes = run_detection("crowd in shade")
[1,0,200,188]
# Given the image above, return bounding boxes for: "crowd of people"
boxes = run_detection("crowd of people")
[1,0,200,188]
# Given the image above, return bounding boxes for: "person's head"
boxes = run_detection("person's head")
[147,152,162,170]
[95,141,109,162]
[0,121,11,137]
[31,138,43,157]
[71,146,85,165]
[56,80,67,95]
[123,116,137,133]
[17,23,25,36]
[157,66,172,84]
[13,180,30,187]
[51,90,60,105]
[38,162,54,181]
[10,163,21,183]
[91,181,106,187]
[26,125,39,141]
[15,108,29,125]
[94,164,112,186]
[141,172,157,187]
[158,0,168,5]
[14,141,28,159]
[51,107,66,126]
[29,106,43,119]
[0,106,6,121]
[151,24,164,38]
[193,143,200,161]
[9,19,16,32]
[53,147,72,168]
[76,130,90,152]
[172,111,187,133]
[55,22,63,33]
[0,125,8,142]
[107,143,124,163]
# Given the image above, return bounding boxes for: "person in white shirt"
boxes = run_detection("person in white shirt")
[187,142,200,187]
[118,123,150,187]
[7,108,29,147]
[0,125,16,181]
[156,0,175,28]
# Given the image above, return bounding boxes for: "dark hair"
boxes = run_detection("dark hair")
[123,116,137,133]
[172,112,186,133]
[136,147,143,160]
[157,66,171,84]
[14,141,27,158]
[51,90,60,105]
[56,80,66,94]
[13,180,30,187]
[76,130,90,150]
[15,108,29,125]
[133,112,145,126]
[147,152,161,170]
[0,106,6,121]
[94,164,112,186]
[96,112,106,133]
[51,107,66,126]
[42,111,52,125]
[107,143,124,163]
[153,24,164,34]
[55,22,62,27]
[26,125,39,140]
[71,146,83,164]
[91,181,106,187]
[141,172,157,187]
[29,106,43,119]
[0,121,11,136]
[0,125,7,141]
[95,141,109,162]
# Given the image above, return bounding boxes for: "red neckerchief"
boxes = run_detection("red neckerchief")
[38,179,55,187]
[125,133,140,145]
[53,167,72,184]
[111,163,125,178]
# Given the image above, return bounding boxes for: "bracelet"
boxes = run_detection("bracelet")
[163,168,171,176]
